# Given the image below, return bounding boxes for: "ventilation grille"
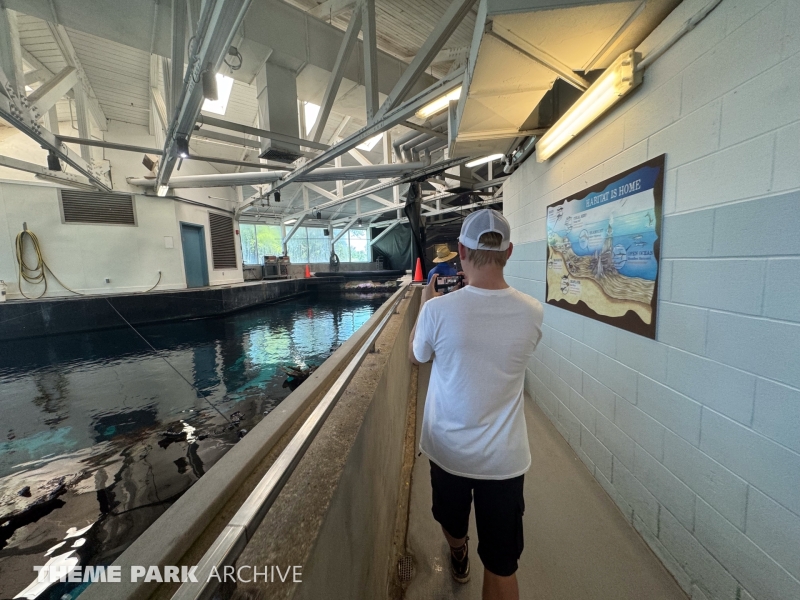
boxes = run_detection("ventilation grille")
[209,212,237,269]
[60,190,136,225]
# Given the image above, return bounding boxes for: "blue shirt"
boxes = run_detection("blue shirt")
[427,262,457,283]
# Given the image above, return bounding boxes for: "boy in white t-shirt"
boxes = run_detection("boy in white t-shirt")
[409,209,543,600]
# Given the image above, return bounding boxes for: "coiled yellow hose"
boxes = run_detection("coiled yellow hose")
[15,229,82,299]
[15,228,161,299]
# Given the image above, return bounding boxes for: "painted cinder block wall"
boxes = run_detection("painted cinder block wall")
[503,1,799,599]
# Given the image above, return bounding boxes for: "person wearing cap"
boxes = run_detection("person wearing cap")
[409,209,544,600]
[427,243,459,283]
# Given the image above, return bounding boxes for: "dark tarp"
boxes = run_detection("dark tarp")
[370,223,413,271]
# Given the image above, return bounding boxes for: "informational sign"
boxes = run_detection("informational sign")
[545,155,665,338]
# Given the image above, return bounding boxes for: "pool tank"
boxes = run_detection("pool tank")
[0,291,392,600]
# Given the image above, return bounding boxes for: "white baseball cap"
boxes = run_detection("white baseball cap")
[458,209,511,251]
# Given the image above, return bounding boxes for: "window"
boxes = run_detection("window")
[241,226,372,264]
[331,228,370,263]
[239,223,282,264]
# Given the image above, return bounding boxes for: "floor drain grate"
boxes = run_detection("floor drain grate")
[397,555,414,582]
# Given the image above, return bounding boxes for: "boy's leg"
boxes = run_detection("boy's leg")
[473,474,525,600]
[429,460,473,582]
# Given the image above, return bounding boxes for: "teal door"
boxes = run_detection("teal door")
[180,223,209,288]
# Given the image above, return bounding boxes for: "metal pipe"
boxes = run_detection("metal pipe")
[169,285,409,600]
[129,161,427,189]
[504,136,537,173]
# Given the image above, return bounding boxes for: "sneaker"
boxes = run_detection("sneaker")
[450,537,470,583]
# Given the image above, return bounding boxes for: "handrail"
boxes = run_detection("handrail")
[170,283,411,600]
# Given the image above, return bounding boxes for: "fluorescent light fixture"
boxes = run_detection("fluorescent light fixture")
[357,133,383,151]
[284,219,297,225]
[537,50,641,162]
[157,185,169,197]
[465,153,504,168]
[201,74,234,115]
[304,102,320,136]
[415,86,462,119]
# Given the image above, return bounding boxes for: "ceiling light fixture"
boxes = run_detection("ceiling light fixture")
[176,135,190,159]
[416,86,462,119]
[537,50,641,162]
[157,184,169,197]
[202,74,234,115]
[284,218,297,225]
[356,217,362,226]
[465,153,504,168]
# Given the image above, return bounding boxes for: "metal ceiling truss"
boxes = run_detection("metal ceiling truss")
[361,0,378,122]
[0,70,111,190]
[249,66,465,210]
[273,155,472,224]
[198,114,329,152]
[0,153,95,189]
[309,1,363,142]
[155,0,252,191]
[373,0,476,121]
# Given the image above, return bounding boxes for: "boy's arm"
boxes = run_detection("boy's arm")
[409,275,441,365]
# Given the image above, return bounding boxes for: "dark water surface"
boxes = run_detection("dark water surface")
[0,291,392,599]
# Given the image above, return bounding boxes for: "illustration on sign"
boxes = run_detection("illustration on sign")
[545,155,665,338]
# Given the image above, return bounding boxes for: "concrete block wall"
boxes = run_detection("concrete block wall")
[503,1,800,599]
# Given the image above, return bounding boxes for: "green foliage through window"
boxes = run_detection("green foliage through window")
[240,224,370,264]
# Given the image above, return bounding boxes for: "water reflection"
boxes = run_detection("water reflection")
[0,291,391,599]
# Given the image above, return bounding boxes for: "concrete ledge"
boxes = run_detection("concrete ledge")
[232,287,420,600]
[79,286,409,600]
[0,279,308,341]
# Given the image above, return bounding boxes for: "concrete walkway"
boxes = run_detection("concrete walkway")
[404,364,688,600]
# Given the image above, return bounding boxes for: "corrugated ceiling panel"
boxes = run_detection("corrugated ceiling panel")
[68,28,150,126]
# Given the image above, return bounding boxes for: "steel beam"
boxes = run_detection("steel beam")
[331,216,357,244]
[369,220,399,245]
[309,5,362,143]
[261,67,464,203]
[456,127,548,141]
[375,0,475,119]
[0,78,110,189]
[47,23,107,129]
[485,21,589,91]
[361,0,378,122]
[401,120,448,139]
[156,0,252,190]
[272,155,470,222]
[309,0,355,20]
[584,0,646,72]
[199,114,330,152]
[0,153,94,189]
[282,213,308,245]
[0,5,24,98]
[27,66,76,114]
[170,0,186,117]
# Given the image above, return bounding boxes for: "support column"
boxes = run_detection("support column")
[361,0,378,122]
[0,5,25,99]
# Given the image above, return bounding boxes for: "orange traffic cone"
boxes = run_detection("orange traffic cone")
[413,258,423,282]
[304,264,311,278]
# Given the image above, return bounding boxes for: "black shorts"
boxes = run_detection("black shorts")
[429,460,525,577]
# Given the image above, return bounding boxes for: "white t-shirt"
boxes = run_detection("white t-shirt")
[413,285,544,479]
